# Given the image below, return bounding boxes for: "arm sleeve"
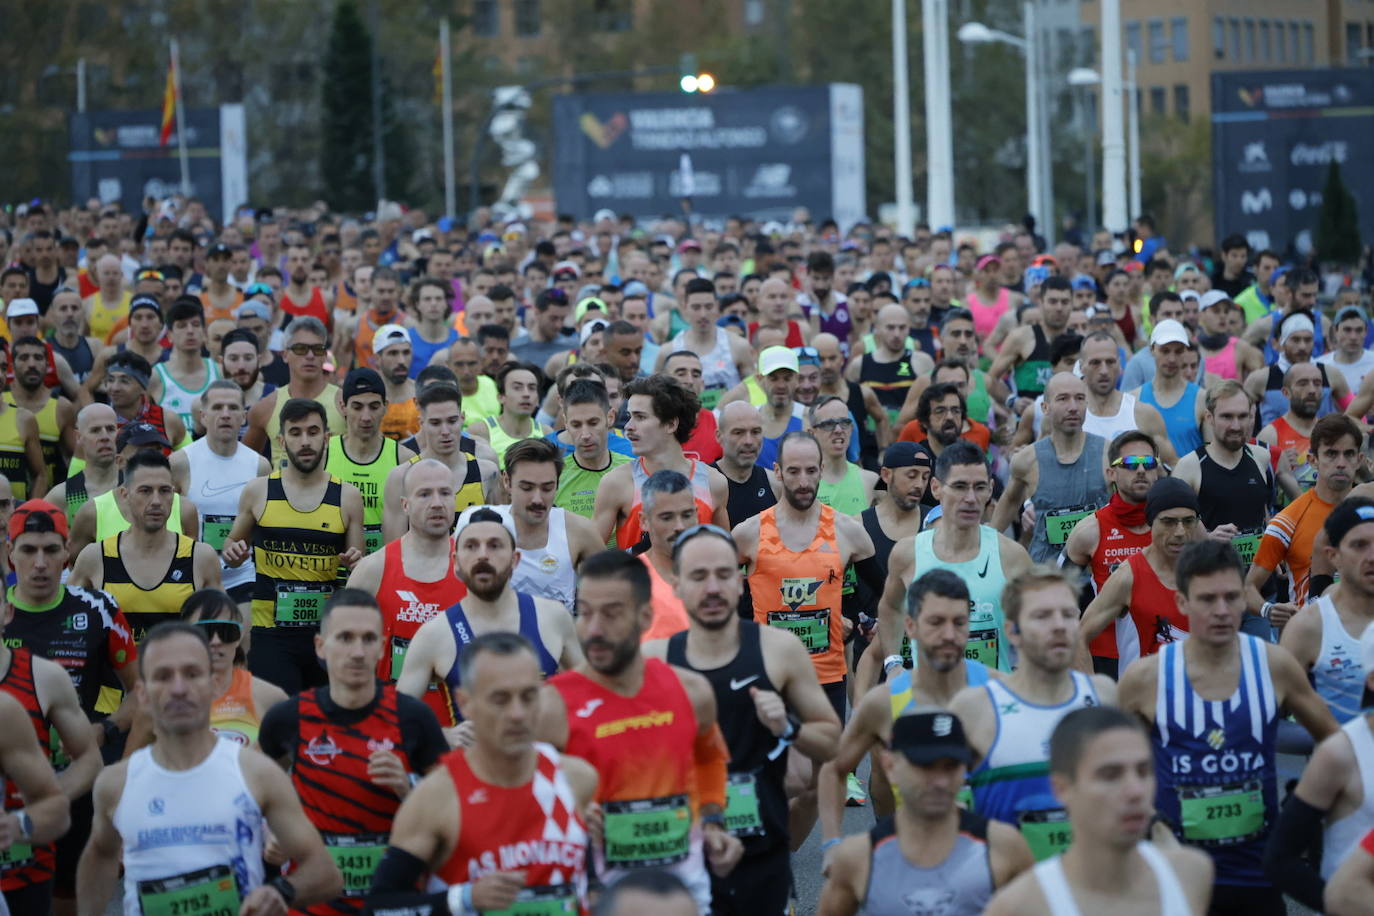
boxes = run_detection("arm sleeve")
[256,697,299,763]
[1262,793,1327,911]
[853,554,886,601]
[106,609,139,670]
[367,846,451,915]
[398,694,449,774]
[692,723,729,813]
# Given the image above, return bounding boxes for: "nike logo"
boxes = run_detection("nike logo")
[200,479,245,498]
[467,789,488,804]
[575,698,604,718]
[977,556,990,578]
[730,675,759,691]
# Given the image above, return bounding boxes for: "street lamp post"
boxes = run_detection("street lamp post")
[923,0,955,231]
[893,0,915,235]
[1068,68,1099,232]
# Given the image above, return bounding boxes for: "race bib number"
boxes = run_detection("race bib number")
[364,524,383,556]
[1018,808,1073,861]
[965,627,999,669]
[484,884,580,915]
[137,864,240,916]
[325,833,387,897]
[202,515,234,551]
[724,772,765,837]
[1178,780,1264,845]
[699,387,723,411]
[389,635,410,681]
[0,842,32,869]
[274,583,332,628]
[1230,530,1262,567]
[1043,505,1096,546]
[603,794,692,868]
[768,609,830,654]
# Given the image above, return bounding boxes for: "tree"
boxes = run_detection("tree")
[321,0,375,212]
[1317,161,1361,268]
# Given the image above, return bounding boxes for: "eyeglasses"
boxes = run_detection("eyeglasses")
[287,343,329,356]
[813,417,854,432]
[1155,515,1198,529]
[1110,455,1159,470]
[194,618,243,643]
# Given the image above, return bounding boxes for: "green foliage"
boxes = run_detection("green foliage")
[1137,115,1212,248]
[321,0,376,212]
[1317,161,1361,267]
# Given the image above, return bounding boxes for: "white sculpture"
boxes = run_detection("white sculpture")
[489,85,538,219]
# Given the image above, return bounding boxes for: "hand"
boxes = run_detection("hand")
[1020,501,1036,533]
[239,885,290,916]
[367,749,411,799]
[338,547,363,568]
[263,829,286,867]
[471,871,528,911]
[841,616,854,640]
[90,721,106,749]
[703,823,744,876]
[0,813,23,850]
[1208,523,1240,542]
[1012,397,1033,416]
[222,538,249,566]
[444,721,476,749]
[582,801,604,849]
[749,687,789,737]
[1267,602,1299,627]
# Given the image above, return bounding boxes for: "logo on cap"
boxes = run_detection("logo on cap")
[932,714,953,737]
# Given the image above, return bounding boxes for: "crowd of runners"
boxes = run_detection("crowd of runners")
[0,199,1369,914]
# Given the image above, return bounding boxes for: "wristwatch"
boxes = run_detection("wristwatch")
[267,876,297,908]
[1259,601,1274,620]
[779,712,801,742]
[700,812,727,831]
[14,809,31,842]
[883,654,904,672]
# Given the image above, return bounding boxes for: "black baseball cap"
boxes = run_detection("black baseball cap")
[882,441,934,470]
[116,421,171,451]
[207,242,232,259]
[890,711,973,766]
[342,368,386,403]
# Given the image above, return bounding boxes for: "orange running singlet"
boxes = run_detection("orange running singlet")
[375,538,466,725]
[434,744,589,912]
[748,504,847,684]
[381,398,420,441]
[211,667,262,747]
[617,458,714,550]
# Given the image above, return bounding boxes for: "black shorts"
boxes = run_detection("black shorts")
[823,678,847,725]
[247,626,328,695]
[53,790,93,896]
[227,582,254,604]
[4,879,52,914]
[1207,883,1285,916]
[710,844,790,916]
[1091,655,1119,680]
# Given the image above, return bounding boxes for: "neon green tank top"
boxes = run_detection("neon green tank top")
[484,415,535,469]
[913,525,1010,671]
[93,489,185,541]
[326,436,401,554]
[555,451,632,526]
[817,463,868,516]
[461,376,502,425]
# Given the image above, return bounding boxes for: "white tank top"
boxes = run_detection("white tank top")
[114,738,266,915]
[154,358,221,429]
[1033,842,1192,916]
[458,504,577,612]
[1083,392,1138,446]
[670,326,741,394]
[184,437,262,591]
[1323,715,1374,879]
[1313,595,1368,724]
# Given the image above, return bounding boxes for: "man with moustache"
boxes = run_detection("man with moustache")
[644,524,840,916]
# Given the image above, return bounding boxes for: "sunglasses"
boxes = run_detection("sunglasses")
[287,343,329,356]
[671,523,737,560]
[137,270,165,282]
[1110,455,1159,470]
[794,346,819,358]
[813,417,854,432]
[194,619,243,643]
[904,278,931,290]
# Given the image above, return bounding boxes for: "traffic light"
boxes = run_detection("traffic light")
[678,53,716,93]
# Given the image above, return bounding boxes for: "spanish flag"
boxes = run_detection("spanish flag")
[159,54,177,147]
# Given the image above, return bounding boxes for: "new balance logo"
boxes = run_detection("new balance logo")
[575,699,604,718]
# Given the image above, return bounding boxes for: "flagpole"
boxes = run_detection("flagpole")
[172,39,191,197]
[440,19,455,219]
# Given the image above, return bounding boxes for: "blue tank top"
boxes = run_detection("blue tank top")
[408,327,460,379]
[1264,312,1325,364]
[886,660,991,718]
[1152,635,1278,886]
[1140,381,1203,457]
[441,592,559,714]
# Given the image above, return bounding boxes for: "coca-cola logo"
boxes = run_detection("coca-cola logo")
[1290,141,1348,166]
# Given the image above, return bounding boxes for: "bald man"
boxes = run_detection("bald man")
[813,332,893,463]
[749,277,810,348]
[713,401,780,525]
[46,402,121,523]
[844,304,933,430]
[992,373,1111,564]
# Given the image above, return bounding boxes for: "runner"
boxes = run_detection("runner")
[343,266,404,370]
[84,296,164,401]
[595,374,728,550]
[846,304,929,429]
[1063,431,1162,677]
[1171,381,1275,548]
[405,278,459,377]
[661,351,724,464]
[380,384,498,541]
[820,569,998,843]
[244,317,347,457]
[658,278,751,410]
[631,470,710,643]
[215,329,274,426]
[370,325,420,441]
[171,381,270,610]
[821,710,1034,916]
[986,276,1073,406]
[46,288,101,385]
[0,373,46,503]
[69,450,221,643]
[223,397,366,694]
[465,362,544,469]
[1247,413,1361,626]
[1257,361,1328,494]
[645,523,840,915]
[711,402,778,531]
[6,337,75,489]
[949,566,1116,862]
[808,396,877,514]
[1126,319,1206,459]
[879,441,1031,674]
[994,373,1109,565]
[347,459,466,724]
[1196,290,1266,382]
[326,369,415,556]
[1319,303,1374,393]
[1076,332,1176,462]
[856,441,930,591]
[396,509,580,735]
[983,706,1213,916]
[1116,539,1337,915]
[439,334,502,425]
[278,242,331,327]
[534,549,744,914]
[1244,310,1346,429]
[258,589,449,914]
[457,439,601,613]
[147,299,220,430]
[197,242,244,323]
[1278,496,1374,723]
[77,622,343,913]
[1325,823,1374,913]
[365,632,596,916]
[552,378,632,522]
[1078,477,1202,675]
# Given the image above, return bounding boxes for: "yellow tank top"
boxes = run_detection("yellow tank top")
[327,437,402,555]
[0,405,28,499]
[92,489,186,541]
[264,385,347,459]
[100,532,197,643]
[407,453,484,515]
[211,667,262,747]
[251,473,347,628]
[5,393,60,487]
[84,290,131,341]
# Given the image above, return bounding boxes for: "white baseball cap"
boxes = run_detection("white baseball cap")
[1150,318,1190,348]
[1198,290,1231,311]
[4,299,39,319]
[1178,289,1201,303]
[372,323,410,355]
[758,346,799,376]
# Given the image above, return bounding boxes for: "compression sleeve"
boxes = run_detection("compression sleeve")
[367,846,452,915]
[1263,793,1326,911]
[693,722,729,813]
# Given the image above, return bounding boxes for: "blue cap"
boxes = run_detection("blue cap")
[1071,274,1097,292]
[717,314,747,333]
[437,216,455,233]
